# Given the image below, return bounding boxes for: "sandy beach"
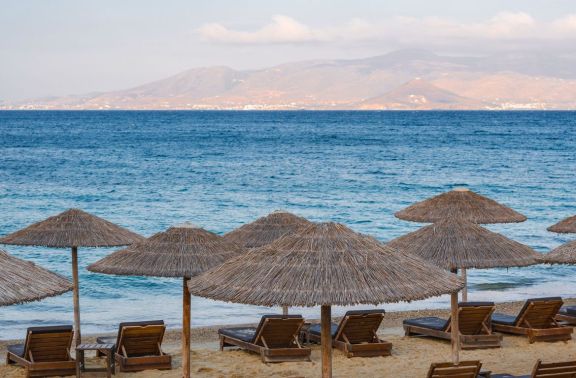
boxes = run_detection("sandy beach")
[2,299,575,377]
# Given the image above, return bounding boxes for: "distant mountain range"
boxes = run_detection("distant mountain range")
[3,49,576,110]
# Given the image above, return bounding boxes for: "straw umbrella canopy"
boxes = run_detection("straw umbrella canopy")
[87,223,245,378]
[0,208,144,345]
[541,240,576,265]
[223,210,313,249]
[394,188,527,224]
[387,219,539,271]
[0,249,72,306]
[543,215,576,264]
[548,215,576,234]
[188,222,464,378]
[224,210,313,315]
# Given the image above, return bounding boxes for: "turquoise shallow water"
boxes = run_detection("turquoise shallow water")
[0,110,575,340]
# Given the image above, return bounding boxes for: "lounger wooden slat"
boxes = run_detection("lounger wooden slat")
[5,325,76,378]
[218,315,311,363]
[305,309,392,357]
[404,302,502,349]
[427,361,483,378]
[491,297,573,343]
[114,323,172,372]
[491,359,576,377]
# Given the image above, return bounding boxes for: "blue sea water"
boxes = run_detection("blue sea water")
[0,110,575,340]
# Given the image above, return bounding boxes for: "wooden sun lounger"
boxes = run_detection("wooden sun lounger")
[96,319,165,355]
[491,297,573,343]
[555,306,576,326]
[491,359,576,377]
[305,309,392,357]
[427,360,486,378]
[5,325,76,378]
[403,302,502,349]
[218,314,311,363]
[114,323,172,372]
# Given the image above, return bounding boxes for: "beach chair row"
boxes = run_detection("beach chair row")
[217,297,575,365]
[6,297,576,376]
[404,297,574,348]
[428,359,576,378]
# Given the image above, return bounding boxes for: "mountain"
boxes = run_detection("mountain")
[4,50,576,110]
[359,78,485,110]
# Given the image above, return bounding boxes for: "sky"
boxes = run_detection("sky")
[1,0,575,100]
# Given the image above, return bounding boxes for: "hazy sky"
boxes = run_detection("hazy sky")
[1,0,575,100]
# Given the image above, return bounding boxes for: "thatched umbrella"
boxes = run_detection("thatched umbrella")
[541,240,576,264]
[188,222,464,377]
[395,188,527,224]
[87,223,245,378]
[0,208,143,345]
[387,218,538,296]
[0,249,72,306]
[395,187,527,300]
[224,210,312,315]
[548,215,576,234]
[543,216,576,265]
[387,219,539,271]
[387,218,538,364]
[224,210,313,249]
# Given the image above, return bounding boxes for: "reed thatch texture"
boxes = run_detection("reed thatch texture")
[386,218,539,270]
[548,215,576,234]
[87,223,245,278]
[224,210,313,249]
[0,249,72,306]
[394,188,527,224]
[541,240,576,264]
[0,208,144,248]
[188,222,464,307]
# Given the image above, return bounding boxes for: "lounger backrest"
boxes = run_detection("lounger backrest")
[532,359,576,377]
[115,320,164,345]
[24,325,74,362]
[335,310,385,344]
[253,315,304,348]
[117,324,166,357]
[518,297,563,329]
[426,360,482,378]
[458,302,495,335]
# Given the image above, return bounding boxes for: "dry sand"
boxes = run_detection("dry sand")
[2,299,576,377]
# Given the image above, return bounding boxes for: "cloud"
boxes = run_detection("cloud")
[198,15,319,44]
[197,12,576,49]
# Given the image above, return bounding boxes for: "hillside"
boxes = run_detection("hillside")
[3,50,576,110]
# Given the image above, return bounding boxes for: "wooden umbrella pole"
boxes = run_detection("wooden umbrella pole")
[450,291,460,364]
[450,268,460,365]
[282,306,288,315]
[461,268,468,302]
[71,246,81,346]
[321,305,332,378]
[182,277,191,378]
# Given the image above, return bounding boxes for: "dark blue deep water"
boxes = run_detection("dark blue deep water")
[1,110,575,339]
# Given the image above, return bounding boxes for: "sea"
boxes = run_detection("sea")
[0,110,575,340]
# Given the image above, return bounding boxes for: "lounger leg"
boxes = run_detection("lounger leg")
[404,327,412,336]
[219,336,224,351]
